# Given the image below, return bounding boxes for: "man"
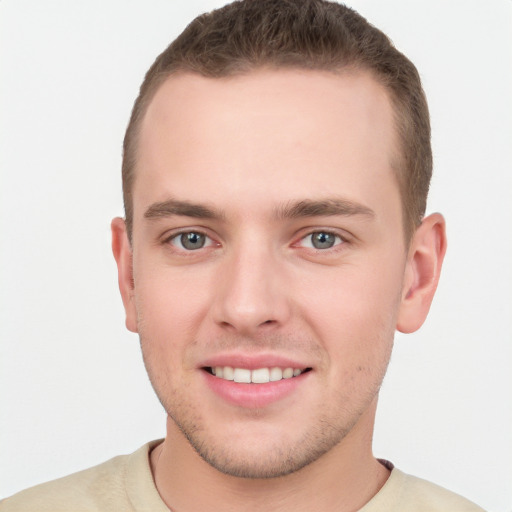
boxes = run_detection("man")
[1,0,486,510]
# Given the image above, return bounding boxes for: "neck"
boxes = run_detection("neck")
[150,400,389,512]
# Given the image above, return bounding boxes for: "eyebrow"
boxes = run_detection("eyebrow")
[275,198,375,220]
[144,199,225,221]
[143,197,375,222]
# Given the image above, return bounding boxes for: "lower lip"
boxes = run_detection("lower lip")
[203,370,310,408]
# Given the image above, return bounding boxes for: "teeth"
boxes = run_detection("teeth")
[282,368,293,379]
[269,367,282,381]
[251,368,270,383]
[222,366,234,380]
[233,368,251,383]
[210,366,305,383]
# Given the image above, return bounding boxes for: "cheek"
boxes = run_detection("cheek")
[133,275,206,399]
[301,258,403,366]
[133,266,212,357]
[137,254,214,314]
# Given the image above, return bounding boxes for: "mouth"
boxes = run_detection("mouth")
[203,366,312,384]
[201,358,313,408]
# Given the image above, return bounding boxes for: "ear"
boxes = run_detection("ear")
[397,213,447,333]
[111,217,138,333]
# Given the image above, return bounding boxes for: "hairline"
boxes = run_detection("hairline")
[124,64,414,245]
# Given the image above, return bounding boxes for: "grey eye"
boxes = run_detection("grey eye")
[310,232,338,249]
[178,232,207,250]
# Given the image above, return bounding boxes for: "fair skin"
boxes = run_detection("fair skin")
[112,69,446,512]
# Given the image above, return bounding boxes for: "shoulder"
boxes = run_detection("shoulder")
[398,470,486,512]
[0,453,131,512]
[362,467,486,512]
[0,441,163,512]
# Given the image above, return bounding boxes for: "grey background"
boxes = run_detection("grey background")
[1,1,511,510]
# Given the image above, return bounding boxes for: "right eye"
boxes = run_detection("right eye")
[169,231,214,251]
[297,231,344,250]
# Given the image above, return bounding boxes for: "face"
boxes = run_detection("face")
[118,69,412,478]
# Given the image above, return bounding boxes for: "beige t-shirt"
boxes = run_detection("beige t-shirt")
[0,441,485,512]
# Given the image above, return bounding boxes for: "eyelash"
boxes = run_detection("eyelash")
[162,228,348,254]
[296,231,345,251]
[163,230,216,251]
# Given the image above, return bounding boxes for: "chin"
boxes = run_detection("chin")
[174,415,351,479]
[192,443,324,479]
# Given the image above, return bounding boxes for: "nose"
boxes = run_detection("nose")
[211,241,291,335]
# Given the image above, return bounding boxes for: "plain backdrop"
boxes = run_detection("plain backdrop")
[0,1,511,510]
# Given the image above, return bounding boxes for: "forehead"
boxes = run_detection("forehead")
[135,69,399,221]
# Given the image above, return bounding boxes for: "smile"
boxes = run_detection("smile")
[207,366,311,384]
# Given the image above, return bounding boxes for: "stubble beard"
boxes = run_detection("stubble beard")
[140,343,391,480]
[169,405,356,479]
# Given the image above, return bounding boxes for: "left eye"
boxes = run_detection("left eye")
[300,231,343,250]
[170,231,213,251]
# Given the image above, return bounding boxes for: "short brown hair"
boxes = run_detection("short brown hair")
[122,0,431,242]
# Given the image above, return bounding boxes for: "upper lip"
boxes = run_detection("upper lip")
[199,353,311,370]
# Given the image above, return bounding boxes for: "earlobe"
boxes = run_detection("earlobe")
[397,213,447,334]
[111,217,138,333]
